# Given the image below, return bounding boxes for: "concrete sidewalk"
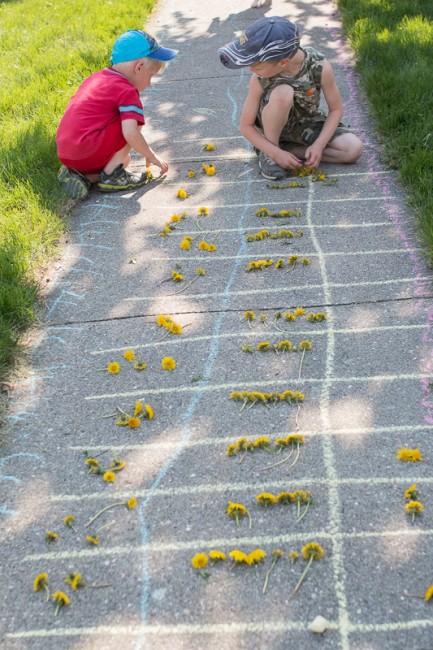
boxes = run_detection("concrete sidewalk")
[2,0,433,648]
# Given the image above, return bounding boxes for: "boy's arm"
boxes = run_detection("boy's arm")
[121,119,169,175]
[240,75,302,169]
[304,59,344,167]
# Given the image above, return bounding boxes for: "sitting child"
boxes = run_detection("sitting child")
[219,17,363,179]
[56,30,178,198]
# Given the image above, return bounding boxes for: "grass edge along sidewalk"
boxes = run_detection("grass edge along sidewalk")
[0,0,158,395]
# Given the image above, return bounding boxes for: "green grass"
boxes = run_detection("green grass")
[0,0,157,383]
[337,0,433,260]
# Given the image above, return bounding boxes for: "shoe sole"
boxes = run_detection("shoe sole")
[58,165,89,200]
[97,180,148,193]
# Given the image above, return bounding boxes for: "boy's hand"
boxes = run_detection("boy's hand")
[146,154,169,176]
[304,142,324,169]
[274,149,303,170]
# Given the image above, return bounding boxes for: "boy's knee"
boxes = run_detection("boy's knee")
[267,84,295,109]
[347,137,364,163]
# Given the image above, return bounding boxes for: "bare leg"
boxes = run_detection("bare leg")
[261,84,294,145]
[291,133,363,164]
[103,144,133,175]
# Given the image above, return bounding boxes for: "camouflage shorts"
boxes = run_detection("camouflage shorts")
[256,83,352,147]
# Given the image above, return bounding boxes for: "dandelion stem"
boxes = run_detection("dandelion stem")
[286,264,296,274]
[95,519,116,535]
[43,584,50,602]
[87,583,113,589]
[288,443,302,469]
[292,554,314,597]
[262,557,278,594]
[239,399,248,413]
[54,603,61,616]
[246,508,253,529]
[402,592,424,600]
[85,503,124,528]
[298,349,307,380]
[168,275,200,296]
[256,446,295,472]
[296,500,311,523]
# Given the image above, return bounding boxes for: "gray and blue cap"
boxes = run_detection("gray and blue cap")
[219,17,300,69]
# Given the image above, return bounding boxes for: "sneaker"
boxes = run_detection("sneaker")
[258,151,288,180]
[97,164,148,193]
[58,165,91,200]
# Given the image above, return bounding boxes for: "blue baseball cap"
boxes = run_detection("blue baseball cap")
[111,30,178,64]
[219,17,300,69]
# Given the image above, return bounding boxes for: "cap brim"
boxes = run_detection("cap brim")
[147,45,178,62]
[218,42,257,69]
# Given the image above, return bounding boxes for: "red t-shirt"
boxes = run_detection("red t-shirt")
[56,68,145,163]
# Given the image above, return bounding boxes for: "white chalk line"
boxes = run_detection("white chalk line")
[23,528,433,562]
[124,275,431,302]
[49,474,433,505]
[143,247,420,263]
[85,372,433,401]
[68,423,433,451]
[89,324,424,356]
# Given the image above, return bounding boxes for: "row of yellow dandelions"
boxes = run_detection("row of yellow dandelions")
[244,309,326,331]
[104,399,155,430]
[226,490,313,526]
[34,571,112,615]
[156,314,184,335]
[255,207,301,219]
[191,542,325,596]
[241,339,312,353]
[227,434,305,471]
[229,389,305,412]
[246,228,304,242]
[246,256,311,272]
[158,211,187,237]
[100,355,176,376]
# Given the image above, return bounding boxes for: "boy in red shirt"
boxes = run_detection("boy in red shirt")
[56,30,177,199]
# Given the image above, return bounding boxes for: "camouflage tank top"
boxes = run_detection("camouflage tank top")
[257,47,327,126]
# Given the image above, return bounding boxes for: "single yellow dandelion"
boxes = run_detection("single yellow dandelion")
[209,550,226,562]
[177,188,187,199]
[203,143,215,151]
[157,314,167,327]
[256,492,277,507]
[107,361,120,375]
[127,417,141,429]
[198,241,209,251]
[110,459,126,472]
[198,206,209,216]
[170,213,182,223]
[247,549,267,565]
[64,572,84,591]
[134,400,143,416]
[289,550,299,563]
[144,404,155,420]
[226,501,252,527]
[123,350,135,362]
[254,436,271,449]
[161,356,176,371]
[292,542,325,596]
[405,500,424,522]
[127,497,137,509]
[256,207,270,217]
[226,443,238,456]
[404,484,419,501]
[424,585,433,601]
[168,321,183,335]
[103,471,116,483]
[34,573,49,599]
[277,492,294,505]
[52,591,70,615]
[45,531,58,544]
[257,341,271,351]
[299,340,312,350]
[204,165,216,176]
[207,243,217,252]
[133,360,148,370]
[191,553,208,569]
[196,267,206,276]
[229,549,249,564]
[63,515,76,531]
[180,238,191,250]
[187,169,196,178]
[294,307,306,316]
[85,535,100,545]
[171,271,184,282]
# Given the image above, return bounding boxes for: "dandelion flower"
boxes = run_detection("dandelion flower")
[85,535,100,545]
[229,549,249,564]
[64,572,84,591]
[63,515,76,531]
[127,497,137,509]
[254,436,271,449]
[134,400,143,416]
[191,553,208,569]
[45,531,58,544]
[52,591,70,615]
[198,206,209,216]
[209,550,226,562]
[103,471,116,483]
[285,312,296,321]
[110,459,126,472]
[144,404,155,420]
[247,549,266,565]
[198,241,209,251]
[424,585,433,601]
[204,164,216,176]
[256,492,277,507]
[257,342,271,351]
[133,360,148,370]
[34,572,49,594]
[299,340,312,350]
[277,492,294,505]
[168,321,183,335]
[405,500,424,522]
[256,207,270,217]
[226,501,252,527]
[244,310,255,323]
[397,448,423,462]
[195,267,206,276]
[180,238,191,250]
[171,271,184,282]
[187,169,195,178]
[128,417,141,429]
[294,307,306,316]
[226,443,237,456]
[157,314,168,327]
[292,542,325,596]
[289,550,299,563]
[203,143,215,151]
[177,188,187,199]
[404,484,419,501]
[107,361,120,375]
[123,350,135,362]
[161,356,176,371]
[170,213,182,223]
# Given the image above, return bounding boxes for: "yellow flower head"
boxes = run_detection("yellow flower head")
[424,585,433,601]
[397,448,423,462]
[203,143,215,151]
[177,188,187,199]
[85,458,99,468]
[226,443,237,456]
[134,360,148,370]
[128,417,141,429]
[301,542,325,560]
[207,243,217,252]
[257,342,271,351]
[405,500,424,515]
[180,238,191,251]
[145,404,155,420]
[256,492,277,506]
[161,356,176,371]
[187,169,196,178]
[167,321,182,335]
[204,164,216,176]
[107,361,120,375]
[85,535,100,545]
[52,591,70,606]
[302,257,311,266]
[198,241,209,251]
[244,310,255,322]
[254,436,271,448]
[191,553,208,569]
[299,340,312,350]
[134,400,143,416]
[404,484,419,501]
[294,307,306,316]
[110,459,126,472]
[277,492,294,504]
[209,550,226,562]
[103,471,116,483]
[278,340,292,351]
[34,573,49,591]
[226,501,248,517]
[247,549,266,565]
[63,515,75,526]
[289,550,299,562]
[157,314,168,327]
[285,312,296,321]
[127,497,137,509]
[198,206,209,216]
[256,207,270,217]
[272,549,284,559]
[196,267,206,276]
[45,531,58,543]
[275,437,289,448]
[64,572,83,591]
[170,214,182,223]
[123,349,135,362]
[171,271,184,282]
[229,549,249,564]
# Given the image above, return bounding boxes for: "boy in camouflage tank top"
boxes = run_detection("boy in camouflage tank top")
[219,17,363,180]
